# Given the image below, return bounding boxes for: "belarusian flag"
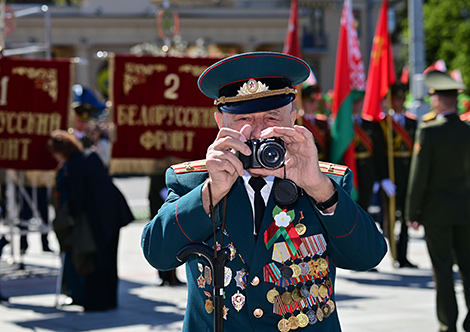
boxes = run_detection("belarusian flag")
[331,0,366,195]
[362,0,396,121]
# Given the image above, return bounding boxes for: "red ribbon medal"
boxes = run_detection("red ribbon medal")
[264,206,302,257]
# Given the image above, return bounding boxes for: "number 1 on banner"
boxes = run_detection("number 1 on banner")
[0,76,9,105]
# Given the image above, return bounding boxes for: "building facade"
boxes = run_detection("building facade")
[5,0,385,99]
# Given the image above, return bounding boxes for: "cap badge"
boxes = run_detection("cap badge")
[237,79,269,96]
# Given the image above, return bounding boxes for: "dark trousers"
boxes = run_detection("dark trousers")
[425,223,470,332]
[18,187,50,252]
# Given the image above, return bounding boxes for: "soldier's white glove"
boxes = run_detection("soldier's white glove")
[380,178,396,197]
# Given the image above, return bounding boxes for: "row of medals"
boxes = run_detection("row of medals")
[268,223,335,332]
[197,229,335,330]
[267,255,335,332]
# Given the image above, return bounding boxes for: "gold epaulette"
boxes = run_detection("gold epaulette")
[171,159,207,174]
[405,112,417,120]
[315,113,328,121]
[422,111,436,122]
[318,161,348,176]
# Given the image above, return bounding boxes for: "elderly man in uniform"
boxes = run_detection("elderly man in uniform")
[406,71,470,332]
[142,52,387,331]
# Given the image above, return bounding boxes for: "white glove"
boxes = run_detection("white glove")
[372,181,381,194]
[380,178,396,197]
[159,187,169,200]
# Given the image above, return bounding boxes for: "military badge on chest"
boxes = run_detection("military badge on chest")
[263,206,335,330]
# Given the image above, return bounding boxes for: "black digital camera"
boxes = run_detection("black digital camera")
[238,137,286,169]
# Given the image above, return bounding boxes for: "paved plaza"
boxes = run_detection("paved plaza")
[0,176,467,332]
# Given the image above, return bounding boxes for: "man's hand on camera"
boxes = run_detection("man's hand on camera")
[202,126,252,213]
[255,125,337,211]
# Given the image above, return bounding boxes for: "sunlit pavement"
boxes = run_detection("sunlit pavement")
[0,176,467,332]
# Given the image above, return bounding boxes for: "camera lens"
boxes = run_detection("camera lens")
[257,142,285,169]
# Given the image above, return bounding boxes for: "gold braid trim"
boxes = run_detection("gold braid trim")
[215,87,297,105]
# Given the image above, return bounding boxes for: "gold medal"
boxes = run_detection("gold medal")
[290,264,302,279]
[316,307,324,322]
[317,258,328,271]
[324,276,332,288]
[322,303,331,318]
[309,284,319,297]
[295,223,306,236]
[297,312,309,328]
[291,288,303,303]
[318,284,328,298]
[281,291,293,305]
[277,318,291,332]
[205,299,213,314]
[327,299,335,313]
[308,260,319,276]
[267,288,280,304]
[288,315,300,330]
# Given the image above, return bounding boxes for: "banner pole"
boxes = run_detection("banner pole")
[386,91,397,263]
[0,0,5,56]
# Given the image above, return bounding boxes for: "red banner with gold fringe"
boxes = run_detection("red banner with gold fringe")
[0,58,73,170]
[110,55,220,175]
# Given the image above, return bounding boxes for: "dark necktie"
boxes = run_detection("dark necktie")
[249,176,266,237]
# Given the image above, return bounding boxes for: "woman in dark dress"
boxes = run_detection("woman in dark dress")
[47,130,134,311]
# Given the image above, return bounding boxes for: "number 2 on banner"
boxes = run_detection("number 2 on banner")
[0,76,9,105]
[164,73,179,100]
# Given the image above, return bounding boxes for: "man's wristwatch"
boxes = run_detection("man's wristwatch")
[315,186,338,211]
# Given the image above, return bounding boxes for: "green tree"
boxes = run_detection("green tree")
[424,0,470,89]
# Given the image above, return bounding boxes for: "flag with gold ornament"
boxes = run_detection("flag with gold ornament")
[109,54,220,175]
[0,58,73,170]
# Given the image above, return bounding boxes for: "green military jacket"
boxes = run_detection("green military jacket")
[142,160,387,332]
[406,113,470,225]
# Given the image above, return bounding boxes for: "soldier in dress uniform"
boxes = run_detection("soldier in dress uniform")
[380,83,418,268]
[300,85,330,162]
[406,71,470,332]
[352,96,393,212]
[141,52,387,332]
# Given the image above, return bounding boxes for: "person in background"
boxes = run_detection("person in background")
[300,84,330,162]
[148,172,185,286]
[84,119,112,170]
[17,171,54,255]
[406,71,470,332]
[47,130,134,311]
[380,83,418,268]
[352,95,394,212]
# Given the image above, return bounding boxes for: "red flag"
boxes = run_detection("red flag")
[331,0,366,195]
[423,59,447,74]
[362,0,396,122]
[283,0,301,58]
[400,65,409,85]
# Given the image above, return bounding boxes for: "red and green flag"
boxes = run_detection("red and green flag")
[362,0,396,121]
[331,0,366,195]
